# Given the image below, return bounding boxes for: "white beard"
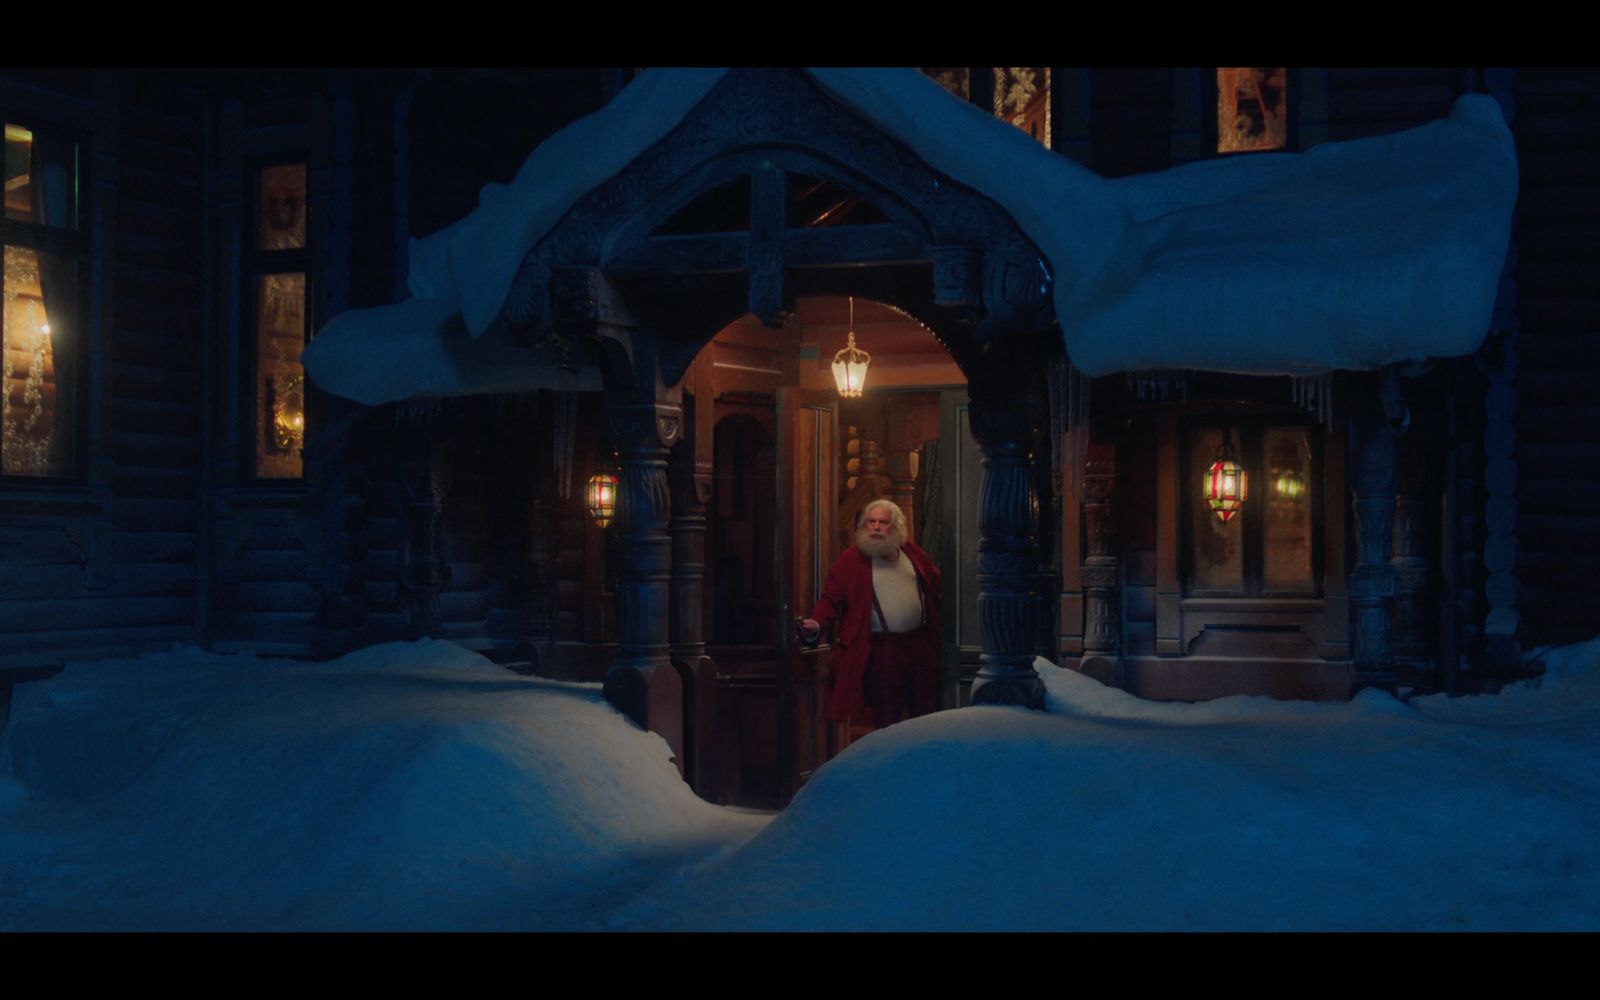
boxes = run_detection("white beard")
[856,522,903,561]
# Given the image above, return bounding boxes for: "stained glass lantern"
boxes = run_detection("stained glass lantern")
[1204,434,1248,523]
[831,296,870,398]
[586,473,619,528]
[1271,467,1305,500]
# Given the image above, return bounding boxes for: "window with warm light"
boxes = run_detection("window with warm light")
[2,121,82,480]
[249,162,309,479]
[1185,421,1318,597]
[1217,68,1288,154]
[921,68,1052,147]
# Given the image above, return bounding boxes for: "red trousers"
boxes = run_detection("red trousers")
[863,625,939,727]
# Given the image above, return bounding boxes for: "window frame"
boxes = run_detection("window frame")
[1180,415,1324,600]
[0,113,89,487]
[242,155,313,483]
[1207,67,1297,157]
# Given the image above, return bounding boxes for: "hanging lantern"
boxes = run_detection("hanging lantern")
[831,296,870,398]
[1204,432,1248,523]
[586,472,619,528]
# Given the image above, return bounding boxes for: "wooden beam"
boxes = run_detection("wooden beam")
[747,159,787,326]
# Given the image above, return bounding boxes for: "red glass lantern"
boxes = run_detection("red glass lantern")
[586,473,619,528]
[1204,434,1248,523]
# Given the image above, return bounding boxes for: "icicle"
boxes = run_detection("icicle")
[1060,358,1089,501]
[395,397,441,427]
[1122,369,1185,403]
[1291,374,1334,430]
[553,390,577,500]
[1049,356,1066,498]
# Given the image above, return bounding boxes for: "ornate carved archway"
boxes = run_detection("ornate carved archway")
[486,69,1060,749]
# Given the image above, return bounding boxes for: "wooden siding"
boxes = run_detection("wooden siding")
[1,72,206,671]
[1512,69,1600,646]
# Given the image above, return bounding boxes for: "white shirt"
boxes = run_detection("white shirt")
[870,554,922,633]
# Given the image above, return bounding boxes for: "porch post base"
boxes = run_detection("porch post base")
[970,660,1047,710]
[603,658,685,776]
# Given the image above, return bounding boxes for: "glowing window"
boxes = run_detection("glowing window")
[1217,68,1288,154]
[994,67,1051,147]
[251,162,309,479]
[2,122,82,479]
[1185,422,1317,596]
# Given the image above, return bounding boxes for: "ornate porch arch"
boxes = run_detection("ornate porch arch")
[479,69,1059,758]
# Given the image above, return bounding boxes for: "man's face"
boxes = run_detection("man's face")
[857,505,902,558]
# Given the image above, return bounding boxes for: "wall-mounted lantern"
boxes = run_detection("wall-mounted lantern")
[586,472,619,529]
[831,296,870,398]
[1204,431,1248,523]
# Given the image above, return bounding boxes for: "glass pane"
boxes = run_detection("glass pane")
[3,244,76,476]
[258,163,307,250]
[922,68,969,101]
[4,124,34,223]
[254,272,307,478]
[1264,425,1315,592]
[5,123,78,229]
[1188,426,1244,593]
[994,67,1051,147]
[1217,68,1288,154]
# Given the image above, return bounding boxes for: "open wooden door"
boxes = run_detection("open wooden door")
[775,386,837,803]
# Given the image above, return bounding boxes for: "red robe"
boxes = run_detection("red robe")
[808,541,942,723]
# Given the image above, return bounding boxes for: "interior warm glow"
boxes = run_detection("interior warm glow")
[2,244,59,475]
[586,473,619,528]
[1205,456,1248,523]
[831,301,871,398]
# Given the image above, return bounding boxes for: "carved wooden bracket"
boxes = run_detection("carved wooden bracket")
[931,245,981,309]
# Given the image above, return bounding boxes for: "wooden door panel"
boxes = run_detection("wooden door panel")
[777,387,836,801]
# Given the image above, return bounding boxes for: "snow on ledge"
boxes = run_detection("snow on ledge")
[305,69,1516,405]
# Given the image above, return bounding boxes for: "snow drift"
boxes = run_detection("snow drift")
[5,640,1598,930]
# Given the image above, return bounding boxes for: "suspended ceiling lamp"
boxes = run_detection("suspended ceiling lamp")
[831,296,870,398]
[586,472,619,528]
[1204,430,1248,523]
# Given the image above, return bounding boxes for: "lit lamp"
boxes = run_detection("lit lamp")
[831,296,870,398]
[586,472,619,528]
[1204,431,1248,523]
[270,373,306,454]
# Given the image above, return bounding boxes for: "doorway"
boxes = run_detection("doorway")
[690,296,972,808]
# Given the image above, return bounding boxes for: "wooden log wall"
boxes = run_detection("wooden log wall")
[1510,69,1600,647]
[1,71,205,671]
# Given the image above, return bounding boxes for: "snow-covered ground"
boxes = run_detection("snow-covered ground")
[4,638,1598,931]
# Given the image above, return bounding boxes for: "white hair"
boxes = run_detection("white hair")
[859,498,907,537]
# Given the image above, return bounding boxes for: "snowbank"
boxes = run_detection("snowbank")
[0,641,767,931]
[613,654,1600,931]
[8,641,1596,931]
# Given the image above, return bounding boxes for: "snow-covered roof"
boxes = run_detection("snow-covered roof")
[304,69,1517,405]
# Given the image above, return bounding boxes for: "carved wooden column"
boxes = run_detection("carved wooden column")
[967,385,1047,710]
[1080,442,1121,679]
[1349,382,1399,681]
[1392,413,1431,674]
[602,397,686,775]
[886,452,918,542]
[667,400,715,792]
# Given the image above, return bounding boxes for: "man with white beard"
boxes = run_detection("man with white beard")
[799,499,942,730]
